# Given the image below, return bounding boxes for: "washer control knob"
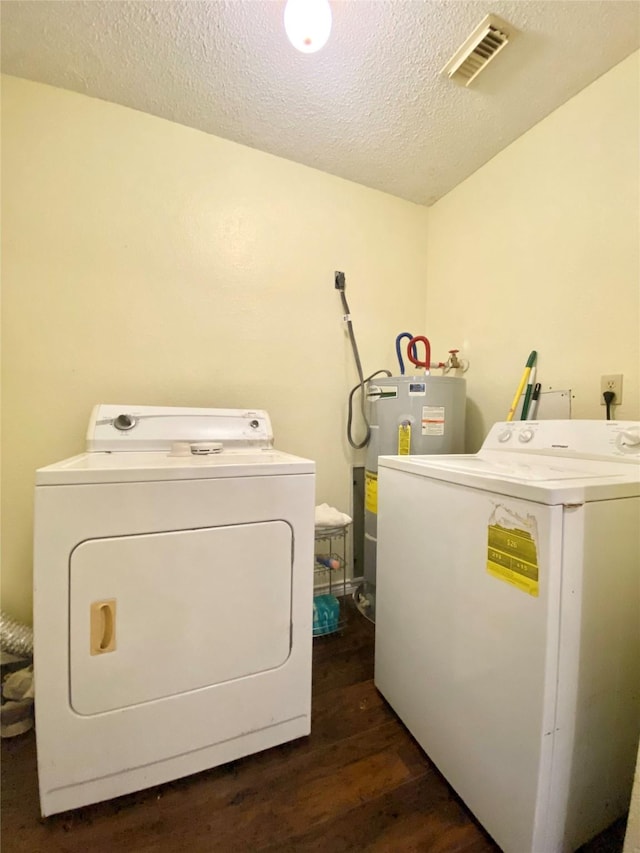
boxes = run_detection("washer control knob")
[113,414,137,431]
[619,430,640,449]
[519,429,534,443]
[497,430,512,443]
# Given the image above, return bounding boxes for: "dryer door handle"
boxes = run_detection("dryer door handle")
[90,599,117,655]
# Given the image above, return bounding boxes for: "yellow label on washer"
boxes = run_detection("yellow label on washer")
[398,424,411,455]
[487,524,539,596]
[365,470,378,514]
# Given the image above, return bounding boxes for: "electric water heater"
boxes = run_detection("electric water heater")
[361,374,466,621]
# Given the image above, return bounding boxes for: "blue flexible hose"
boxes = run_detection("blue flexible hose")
[395,332,417,375]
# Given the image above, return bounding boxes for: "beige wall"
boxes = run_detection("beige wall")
[1,75,429,624]
[426,52,640,450]
[2,52,639,623]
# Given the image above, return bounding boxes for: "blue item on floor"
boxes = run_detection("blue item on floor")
[312,594,340,636]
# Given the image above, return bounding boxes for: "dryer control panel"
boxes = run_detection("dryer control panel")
[87,404,274,452]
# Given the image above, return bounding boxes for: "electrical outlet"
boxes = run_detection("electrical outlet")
[600,374,623,404]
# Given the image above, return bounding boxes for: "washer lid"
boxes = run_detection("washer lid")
[378,451,640,504]
[379,420,640,504]
[36,448,314,485]
[407,453,634,481]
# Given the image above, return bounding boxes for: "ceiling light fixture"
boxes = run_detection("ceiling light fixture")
[284,0,332,54]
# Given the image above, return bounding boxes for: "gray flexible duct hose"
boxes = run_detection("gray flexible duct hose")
[0,612,33,657]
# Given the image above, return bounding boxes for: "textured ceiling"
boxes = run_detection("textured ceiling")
[2,0,639,205]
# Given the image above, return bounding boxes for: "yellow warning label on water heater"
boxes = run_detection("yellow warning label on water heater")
[487,523,539,596]
[365,470,378,514]
[398,424,411,455]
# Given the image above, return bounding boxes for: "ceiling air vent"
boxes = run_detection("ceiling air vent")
[441,14,512,87]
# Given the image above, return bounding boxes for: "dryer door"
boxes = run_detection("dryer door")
[69,521,293,715]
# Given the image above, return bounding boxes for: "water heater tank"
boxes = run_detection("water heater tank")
[361,374,466,621]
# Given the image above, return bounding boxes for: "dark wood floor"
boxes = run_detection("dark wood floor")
[1,599,628,852]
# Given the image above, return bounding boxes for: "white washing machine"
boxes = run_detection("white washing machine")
[375,420,640,853]
[33,404,315,816]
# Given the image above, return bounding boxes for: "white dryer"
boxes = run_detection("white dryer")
[375,420,640,853]
[33,405,315,816]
